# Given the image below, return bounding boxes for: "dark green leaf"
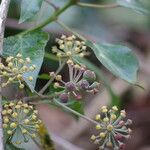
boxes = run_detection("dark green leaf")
[48,84,65,94]
[38,73,51,80]
[3,30,49,92]
[117,0,149,14]
[66,99,84,116]
[5,141,25,150]
[19,0,43,23]
[86,41,139,84]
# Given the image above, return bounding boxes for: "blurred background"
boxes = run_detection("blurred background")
[5,0,150,149]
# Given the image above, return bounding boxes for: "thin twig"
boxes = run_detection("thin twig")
[0,0,11,149]
[77,2,119,9]
[54,99,98,125]
[39,60,66,94]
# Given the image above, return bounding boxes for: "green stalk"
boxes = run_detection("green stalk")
[23,0,77,34]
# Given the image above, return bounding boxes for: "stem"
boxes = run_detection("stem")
[23,0,77,34]
[54,99,98,125]
[22,91,64,102]
[39,60,66,94]
[77,2,119,9]
[0,0,10,149]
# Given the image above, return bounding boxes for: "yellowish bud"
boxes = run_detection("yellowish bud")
[7,130,13,135]
[91,135,96,140]
[23,104,28,108]
[110,114,117,120]
[15,105,21,109]
[112,106,118,111]
[107,125,113,131]
[22,66,28,71]
[26,57,31,63]
[32,115,37,120]
[66,51,72,56]
[12,112,18,118]
[2,110,7,115]
[96,124,101,130]
[103,117,109,122]
[59,44,65,49]
[16,53,22,58]
[99,132,106,138]
[55,75,62,81]
[17,74,22,80]
[8,78,13,82]
[22,129,27,134]
[19,59,24,63]
[28,76,33,81]
[19,84,24,89]
[31,134,36,138]
[3,124,8,128]
[79,53,84,57]
[95,114,101,121]
[9,102,14,107]
[12,68,18,73]
[23,109,29,114]
[24,119,29,124]
[15,141,21,145]
[7,109,12,114]
[8,62,13,67]
[2,71,8,76]
[57,53,62,57]
[10,122,17,128]
[4,118,9,123]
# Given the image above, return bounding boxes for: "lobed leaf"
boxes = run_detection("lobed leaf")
[19,0,43,23]
[117,0,150,14]
[3,30,49,92]
[86,41,139,84]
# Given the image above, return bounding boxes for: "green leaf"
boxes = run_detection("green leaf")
[117,0,150,14]
[86,41,139,84]
[19,0,43,23]
[3,30,49,92]
[5,141,25,150]
[66,99,84,116]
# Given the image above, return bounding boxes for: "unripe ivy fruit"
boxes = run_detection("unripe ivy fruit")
[83,70,96,83]
[59,93,69,103]
[78,79,89,90]
[65,82,76,92]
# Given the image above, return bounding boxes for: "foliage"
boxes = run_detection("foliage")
[1,0,147,149]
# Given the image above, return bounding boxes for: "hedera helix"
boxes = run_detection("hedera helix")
[0,0,148,149]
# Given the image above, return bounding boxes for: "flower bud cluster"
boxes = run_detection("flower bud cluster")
[2,101,41,145]
[91,106,132,150]
[50,60,100,103]
[0,53,36,88]
[52,35,88,60]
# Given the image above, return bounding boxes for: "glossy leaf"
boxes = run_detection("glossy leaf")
[3,30,49,92]
[117,0,149,14]
[19,0,43,23]
[86,41,139,84]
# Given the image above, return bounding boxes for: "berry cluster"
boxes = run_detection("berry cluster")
[52,35,88,61]
[2,101,41,145]
[0,53,36,89]
[91,106,132,150]
[50,59,100,103]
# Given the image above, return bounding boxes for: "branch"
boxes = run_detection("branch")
[77,2,119,9]
[23,0,77,34]
[0,0,11,149]
[39,60,66,94]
